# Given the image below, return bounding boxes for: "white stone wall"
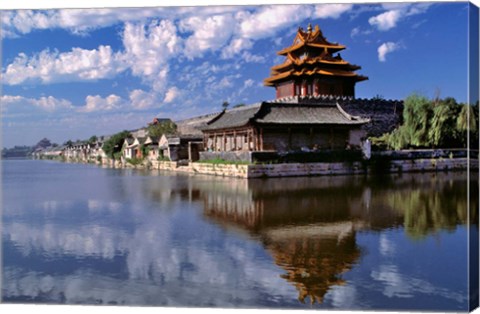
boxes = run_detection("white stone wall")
[184,158,474,178]
[348,129,365,148]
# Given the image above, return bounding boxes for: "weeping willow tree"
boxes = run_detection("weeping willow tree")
[456,103,479,148]
[379,94,478,150]
[385,94,434,149]
[429,97,462,147]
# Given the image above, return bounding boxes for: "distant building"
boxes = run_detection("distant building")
[149,117,173,126]
[123,137,146,159]
[144,135,160,162]
[264,24,367,99]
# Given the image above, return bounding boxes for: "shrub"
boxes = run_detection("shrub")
[198,158,250,165]
[127,157,144,166]
[157,156,170,162]
[102,130,131,159]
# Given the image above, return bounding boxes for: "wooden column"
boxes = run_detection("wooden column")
[260,128,264,151]
[248,129,252,151]
[223,131,226,151]
[233,130,237,151]
[301,80,307,96]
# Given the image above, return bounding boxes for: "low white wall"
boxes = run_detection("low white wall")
[64,155,476,179]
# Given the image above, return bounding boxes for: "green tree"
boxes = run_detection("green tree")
[88,135,98,144]
[428,97,460,147]
[385,94,432,149]
[102,130,131,159]
[147,120,177,138]
[404,94,433,147]
[457,104,479,148]
[383,94,468,149]
[34,138,52,150]
[457,104,477,132]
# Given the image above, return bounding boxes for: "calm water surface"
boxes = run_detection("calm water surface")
[1,159,477,310]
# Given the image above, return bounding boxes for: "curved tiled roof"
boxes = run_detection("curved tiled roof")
[265,68,368,86]
[277,24,345,55]
[202,102,369,131]
[202,103,262,131]
[175,111,222,135]
[265,24,368,88]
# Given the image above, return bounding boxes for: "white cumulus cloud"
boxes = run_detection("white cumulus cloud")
[1,8,171,38]
[163,87,181,103]
[313,4,353,19]
[181,14,235,59]
[368,10,402,31]
[3,46,126,85]
[238,5,308,41]
[221,38,253,59]
[369,3,433,31]
[78,94,125,112]
[378,42,400,62]
[1,95,73,112]
[121,20,180,91]
[129,89,159,110]
[2,4,356,88]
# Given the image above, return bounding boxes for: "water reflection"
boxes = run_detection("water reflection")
[198,173,473,305]
[201,177,368,304]
[1,160,474,309]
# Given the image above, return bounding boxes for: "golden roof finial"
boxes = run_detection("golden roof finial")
[307,23,313,33]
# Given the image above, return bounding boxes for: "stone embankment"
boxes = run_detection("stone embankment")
[150,157,476,179]
[55,149,477,179]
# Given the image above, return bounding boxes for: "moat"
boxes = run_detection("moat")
[2,159,477,310]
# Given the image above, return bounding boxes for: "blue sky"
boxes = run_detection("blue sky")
[0,1,477,147]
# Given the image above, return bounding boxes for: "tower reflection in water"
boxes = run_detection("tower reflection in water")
[201,176,372,304]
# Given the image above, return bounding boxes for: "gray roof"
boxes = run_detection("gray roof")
[256,103,368,125]
[175,112,222,135]
[202,103,262,131]
[145,136,160,144]
[202,102,369,131]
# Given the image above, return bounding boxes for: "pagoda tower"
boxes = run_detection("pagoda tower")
[264,24,368,99]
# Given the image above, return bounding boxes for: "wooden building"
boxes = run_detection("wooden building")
[144,135,160,162]
[123,137,146,159]
[264,24,368,98]
[202,102,369,153]
[159,134,203,161]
